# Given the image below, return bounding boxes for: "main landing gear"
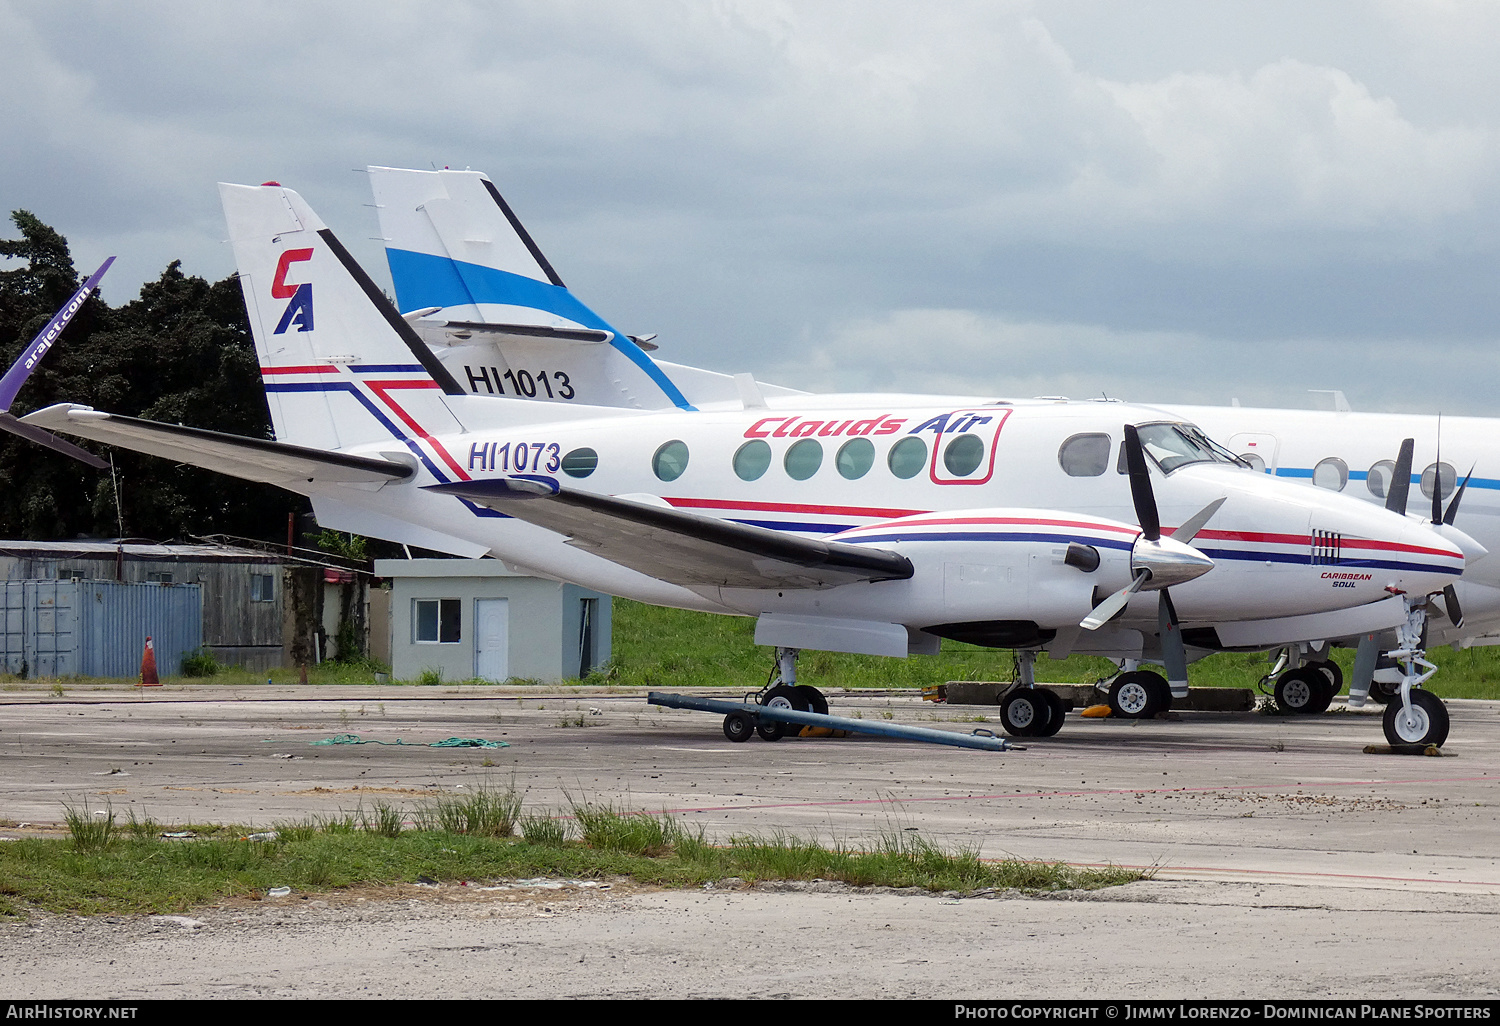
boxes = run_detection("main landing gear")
[999,651,1066,738]
[1095,660,1172,720]
[736,647,830,741]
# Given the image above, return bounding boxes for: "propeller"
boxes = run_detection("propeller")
[1080,425,1219,697]
[1385,438,1414,515]
[1379,434,1481,633]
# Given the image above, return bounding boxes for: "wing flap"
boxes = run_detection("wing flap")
[425,477,913,589]
[20,404,413,486]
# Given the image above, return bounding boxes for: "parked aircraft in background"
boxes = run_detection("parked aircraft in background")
[364,167,1490,743]
[14,182,1473,749]
[0,256,112,468]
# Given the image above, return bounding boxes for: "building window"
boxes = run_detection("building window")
[251,574,275,602]
[415,599,461,644]
[63,569,88,581]
[147,571,174,584]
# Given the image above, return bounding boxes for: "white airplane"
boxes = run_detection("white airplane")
[17,183,1473,750]
[365,166,1491,744]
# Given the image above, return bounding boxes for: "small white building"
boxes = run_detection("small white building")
[376,558,610,683]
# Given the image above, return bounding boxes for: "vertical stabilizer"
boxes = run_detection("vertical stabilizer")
[368,166,698,410]
[220,182,465,452]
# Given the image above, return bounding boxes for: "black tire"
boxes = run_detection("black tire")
[723,711,754,743]
[761,684,807,712]
[1367,680,1399,705]
[1311,659,1344,692]
[791,685,829,716]
[1109,671,1166,719]
[1305,677,1335,714]
[1035,688,1067,737]
[1274,667,1326,714]
[1382,690,1450,747]
[1000,689,1052,737]
[755,720,784,742]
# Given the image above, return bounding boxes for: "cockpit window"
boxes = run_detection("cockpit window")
[1128,423,1240,474]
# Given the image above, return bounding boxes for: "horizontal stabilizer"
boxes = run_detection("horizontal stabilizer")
[435,321,613,345]
[0,412,107,469]
[424,478,913,589]
[20,404,413,487]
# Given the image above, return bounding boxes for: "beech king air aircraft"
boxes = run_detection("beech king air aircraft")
[363,166,1494,747]
[14,182,1475,749]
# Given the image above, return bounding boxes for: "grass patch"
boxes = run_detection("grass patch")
[0,791,1141,918]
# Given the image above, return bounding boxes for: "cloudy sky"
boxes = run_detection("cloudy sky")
[5,0,1500,413]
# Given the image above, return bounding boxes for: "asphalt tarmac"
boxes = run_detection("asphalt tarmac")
[2,683,1497,998]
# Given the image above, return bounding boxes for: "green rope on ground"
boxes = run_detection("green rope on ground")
[306,734,508,748]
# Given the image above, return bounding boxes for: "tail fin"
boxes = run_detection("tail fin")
[368,165,700,411]
[221,182,466,452]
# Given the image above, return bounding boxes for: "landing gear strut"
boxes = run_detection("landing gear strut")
[1374,597,1450,747]
[721,647,830,741]
[999,651,1066,738]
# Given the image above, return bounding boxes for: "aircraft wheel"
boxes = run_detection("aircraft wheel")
[1034,688,1067,737]
[1274,667,1326,714]
[1305,678,1335,714]
[1109,671,1166,719]
[1311,659,1344,692]
[1367,680,1398,705]
[1000,689,1052,737]
[762,684,807,712]
[1382,690,1450,747]
[723,711,754,743]
[792,685,829,716]
[755,720,784,742]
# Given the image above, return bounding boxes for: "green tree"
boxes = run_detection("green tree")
[0,211,309,542]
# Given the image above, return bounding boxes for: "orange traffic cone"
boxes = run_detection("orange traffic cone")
[139,636,161,688]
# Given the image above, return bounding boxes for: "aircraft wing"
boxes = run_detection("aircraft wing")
[19,404,413,487]
[425,478,914,589]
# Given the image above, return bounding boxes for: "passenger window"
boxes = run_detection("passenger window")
[652,440,689,482]
[561,447,598,478]
[1313,457,1348,491]
[1058,433,1111,477]
[1366,460,1396,500]
[784,439,823,481]
[733,440,772,481]
[1420,462,1456,501]
[1239,453,1265,473]
[943,434,984,477]
[888,437,928,480]
[835,438,875,480]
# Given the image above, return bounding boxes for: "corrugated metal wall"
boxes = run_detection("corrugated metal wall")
[0,581,202,678]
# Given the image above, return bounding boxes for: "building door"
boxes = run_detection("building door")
[474,598,509,682]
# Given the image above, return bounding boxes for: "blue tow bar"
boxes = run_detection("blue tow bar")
[646,691,1019,752]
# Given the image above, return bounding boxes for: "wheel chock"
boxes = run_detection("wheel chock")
[796,725,850,738]
[1080,704,1112,718]
[921,685,947,703]
[1362,743,1444,756]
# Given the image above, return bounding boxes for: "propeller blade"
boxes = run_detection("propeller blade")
[1443,584,1464,628]
[1348,632,1380,708]
[1385,438,1414,516]
[1171,496,1226,544]
[1081,569,1149,630]
[1157,589,1189,698]
[1443,464,1474,525]
[1432,421,1443,524]
[1123,424,1160,541]
[0,412,107,469]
